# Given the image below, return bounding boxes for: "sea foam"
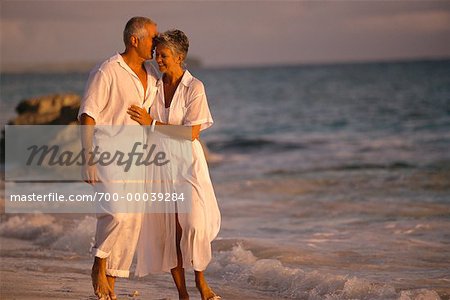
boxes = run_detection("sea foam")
[0,214,95,255]
[0,214,63,244]
[208,243,440,300]
[51,216,96,254]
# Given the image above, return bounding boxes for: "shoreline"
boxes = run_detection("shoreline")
[0,236,274,300]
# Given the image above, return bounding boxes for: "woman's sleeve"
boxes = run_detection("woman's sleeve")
[183,81,214,131]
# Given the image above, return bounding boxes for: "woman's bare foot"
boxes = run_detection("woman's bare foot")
[195,271,221,300]
[91,257,113,299]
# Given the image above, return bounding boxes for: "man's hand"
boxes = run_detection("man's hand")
[82,164,100,185]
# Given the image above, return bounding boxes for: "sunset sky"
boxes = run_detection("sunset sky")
[1,0,450,68]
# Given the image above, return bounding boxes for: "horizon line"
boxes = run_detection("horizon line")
[1,56,450,74]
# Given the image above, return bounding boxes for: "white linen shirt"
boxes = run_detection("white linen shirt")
[150,70,213,131]
[78,53,159,183]
[78,53,158,125]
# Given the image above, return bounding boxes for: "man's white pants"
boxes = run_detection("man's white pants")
[92,180,144,278]
[90,127,148,277]
[93,212,142,277]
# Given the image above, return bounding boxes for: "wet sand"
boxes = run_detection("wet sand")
[0,236,272,300]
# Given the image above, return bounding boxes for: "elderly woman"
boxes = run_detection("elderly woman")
[127,30,221,300]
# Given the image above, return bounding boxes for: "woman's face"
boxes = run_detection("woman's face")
[155,45,182,73]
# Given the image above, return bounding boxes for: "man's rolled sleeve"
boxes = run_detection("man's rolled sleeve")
[78,69,110,122]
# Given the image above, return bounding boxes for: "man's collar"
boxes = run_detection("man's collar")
[114,53,155,78]
[114,53,135,76]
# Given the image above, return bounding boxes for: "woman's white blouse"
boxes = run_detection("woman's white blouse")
[150,70,213,131]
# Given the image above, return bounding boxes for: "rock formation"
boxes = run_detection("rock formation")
[2,93,80,164]
[2,93,219,164]
[8,93,81,125]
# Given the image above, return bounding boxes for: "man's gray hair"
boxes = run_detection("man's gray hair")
[123,16,156,46]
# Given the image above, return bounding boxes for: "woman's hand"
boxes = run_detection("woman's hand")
[127,105,152,125]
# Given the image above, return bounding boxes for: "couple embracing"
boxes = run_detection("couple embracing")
[78,17,221,300]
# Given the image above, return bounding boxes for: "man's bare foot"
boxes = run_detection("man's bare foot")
[91,257,113,299]
[195,271,221,300]
[106,275,117,300]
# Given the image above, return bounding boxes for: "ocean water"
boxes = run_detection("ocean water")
[1,59,450,299]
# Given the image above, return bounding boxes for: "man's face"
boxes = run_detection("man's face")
[137,23,158,60]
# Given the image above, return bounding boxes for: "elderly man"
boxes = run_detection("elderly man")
[78,16,158,300]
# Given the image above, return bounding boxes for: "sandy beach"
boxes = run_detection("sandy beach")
[0,235,277,300]
[0,236,172,300]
